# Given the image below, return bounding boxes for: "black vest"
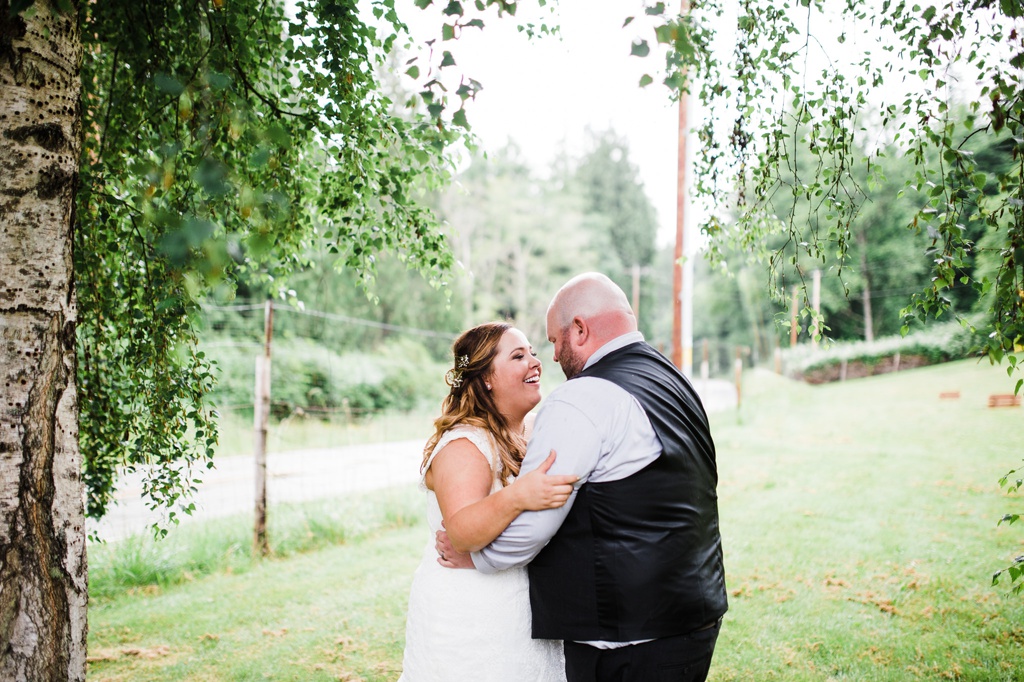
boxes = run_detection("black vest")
[528,342,728,641]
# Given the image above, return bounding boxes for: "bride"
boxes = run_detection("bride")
[398,322,575,681]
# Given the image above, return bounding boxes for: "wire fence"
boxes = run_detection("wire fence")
[90,302,747,543]
[87,436,428,543]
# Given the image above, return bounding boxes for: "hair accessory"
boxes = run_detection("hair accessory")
[445,354,471,390]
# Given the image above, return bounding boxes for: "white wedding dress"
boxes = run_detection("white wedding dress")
[398,425,565,682]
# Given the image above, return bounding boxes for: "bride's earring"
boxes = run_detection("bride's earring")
[486,383,491,390]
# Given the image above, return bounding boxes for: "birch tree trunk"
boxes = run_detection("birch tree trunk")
[0,2,87,679]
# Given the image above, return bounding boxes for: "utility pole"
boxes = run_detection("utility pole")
[672,0,692,375]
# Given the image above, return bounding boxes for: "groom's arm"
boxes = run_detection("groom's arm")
[471,395,602,574]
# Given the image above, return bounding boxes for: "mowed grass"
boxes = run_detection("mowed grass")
[713,359,1024,681]
[87,359,1024,681]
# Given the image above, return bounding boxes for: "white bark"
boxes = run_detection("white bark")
[0,1,86,680]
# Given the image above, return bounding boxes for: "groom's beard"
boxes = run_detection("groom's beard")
[558,329,585,379]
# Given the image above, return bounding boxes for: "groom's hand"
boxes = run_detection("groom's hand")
[436,529,475,569]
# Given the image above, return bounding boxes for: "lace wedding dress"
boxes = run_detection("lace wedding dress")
[398,424,565,682]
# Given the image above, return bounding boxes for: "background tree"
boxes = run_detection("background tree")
[570,129,660,332]
[440,143,600,343]
[654,0,1024,363]
[756,129,936,343]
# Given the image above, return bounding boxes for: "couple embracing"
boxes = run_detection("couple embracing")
[398,272,728,682]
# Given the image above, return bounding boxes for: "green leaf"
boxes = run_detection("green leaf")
[206,71,232,91]
[639,74,654,87]
[645,2,666,15]
[406,65,420,79]
[663,72,686,90]
[10,0,36,15]
[442,23,456,40]
[443,0,464,16]
[1001,0,1024,17]
[154,73,185,97]
[250,147,271,168]
[414,0,432,8]
[264,122,291,148]
[452,109,470,129]
[194,158,231,196]
[654,23,676,45]
[623,16,635,27]
[440,50,456,67]
[630,39,650,57]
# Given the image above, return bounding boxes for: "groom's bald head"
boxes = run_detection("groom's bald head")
[545,273,637,378]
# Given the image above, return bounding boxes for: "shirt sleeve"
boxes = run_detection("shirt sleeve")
[472,394,604,574]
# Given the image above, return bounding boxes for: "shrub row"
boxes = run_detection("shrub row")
[200,335,450,418]
[781,320,981,383]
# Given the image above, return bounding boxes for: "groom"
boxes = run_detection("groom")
[441,272,727,682]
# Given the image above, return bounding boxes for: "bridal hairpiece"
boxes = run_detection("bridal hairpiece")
[445,354,470,390]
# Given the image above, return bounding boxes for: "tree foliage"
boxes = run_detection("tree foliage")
[571,129,659,298]
[622,0,1024,589]
[439,143,599,344]
[73,0,469,525]
[659,0,1024,366]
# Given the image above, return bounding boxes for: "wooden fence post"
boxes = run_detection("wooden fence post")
[790,285,799,347]
[253,300,273,557]
[734,346,743,410]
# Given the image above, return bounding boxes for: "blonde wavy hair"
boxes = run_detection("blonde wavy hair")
[422,322,526,487]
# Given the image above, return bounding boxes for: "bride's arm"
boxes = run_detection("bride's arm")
[428,440,575,554]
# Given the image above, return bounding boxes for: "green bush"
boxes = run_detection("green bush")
[781,319,981,380]
[199,335,448,418]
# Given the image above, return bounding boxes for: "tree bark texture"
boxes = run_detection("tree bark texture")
[0,2,86,680]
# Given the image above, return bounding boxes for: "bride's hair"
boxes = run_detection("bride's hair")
[422,322,525,487]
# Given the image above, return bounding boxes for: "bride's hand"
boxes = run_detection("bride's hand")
[512,450,578,511]
[436,528,475,569]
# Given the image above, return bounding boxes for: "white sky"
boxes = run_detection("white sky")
[399,0,688,247]
[389,0,1015,251]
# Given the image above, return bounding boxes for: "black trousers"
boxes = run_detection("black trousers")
[563,620,722,682]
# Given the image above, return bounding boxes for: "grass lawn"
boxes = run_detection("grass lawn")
[87,359,1024,681]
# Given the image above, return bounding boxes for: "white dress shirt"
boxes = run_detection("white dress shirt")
[472,332,661,573]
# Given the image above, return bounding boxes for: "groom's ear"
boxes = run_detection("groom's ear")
[571,317,588,346]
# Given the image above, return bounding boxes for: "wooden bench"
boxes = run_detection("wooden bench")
[987,394,1021,408]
